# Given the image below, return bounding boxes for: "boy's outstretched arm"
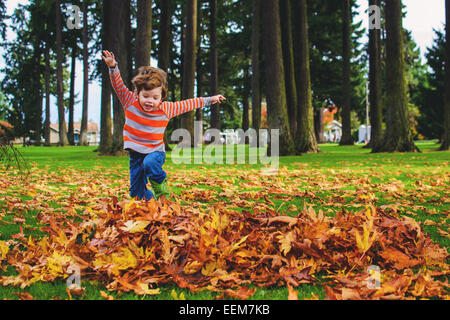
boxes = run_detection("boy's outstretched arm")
[101,50,135,109]
[161,95,226,119]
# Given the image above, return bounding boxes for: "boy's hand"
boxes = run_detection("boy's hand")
[101,50,117,68]
[210,95,226,105]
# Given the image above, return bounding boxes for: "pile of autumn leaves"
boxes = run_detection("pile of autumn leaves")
[0,197,448,299]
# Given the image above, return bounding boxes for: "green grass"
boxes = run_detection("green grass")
[0,140,448,300]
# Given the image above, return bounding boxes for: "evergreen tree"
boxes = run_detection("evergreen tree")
[373,0,418,152]
[294,0,319,154]
[261,0,295,155]
[180,0,197,147]
[415,29,445,140]
[441,0,450,150]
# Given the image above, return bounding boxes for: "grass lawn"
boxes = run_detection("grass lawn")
[0,140,448,300]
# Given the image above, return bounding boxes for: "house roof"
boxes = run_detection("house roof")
[50,122,99,134]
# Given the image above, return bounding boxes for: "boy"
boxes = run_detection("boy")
[102,50,226,201]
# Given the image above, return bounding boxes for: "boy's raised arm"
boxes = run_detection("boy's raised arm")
[102,50,135,109]
[161,98,208,119]
[161,95,226,119]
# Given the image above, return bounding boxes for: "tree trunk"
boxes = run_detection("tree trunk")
[99,0,113,154]
[374,0,418,152]
[158,0,171,72]
[32,43,42,147]
[55,0,69,146]
[158,0,172,151]
[295,0,319,154]
[440,0,450,150]
[68,45,76,145]
[261,0,295,156]
[314,107,326,143]
[242,65,250,134]
[339,0,353,145]
[44,40,51,146]
[368,0,383,150]
[195,4,203,147]
[80,1,89,146]
[110,0,131,154]
[280,0,297,137]
[209,0,220,131]
[34,68,43,146]
[136,0,152,67]
[251,0,261,145]
[180,0,197,147]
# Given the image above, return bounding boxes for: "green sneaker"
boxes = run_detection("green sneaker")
[149,178,170,199]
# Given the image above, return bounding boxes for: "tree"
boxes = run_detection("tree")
[242,64,250,133]
[136,0,153,67]
[79,2,90,146]
[261,0,295,156]
[44,31,51,146]
[251,0,261,144]
[280,0,297,137]
[99,0,113,154]
[441,0,450,150]
[373,0,418,152]
[55,0,69,146]
[416,29,445,140]
[110,0,132,154]
[158,0,171,72]
[339,0,354,145]
[305,0,365,144]
[367,0,383,150]
[0,0,6,38]
[180,0,197,147]
[209,0,220,131]
[68,44,77,145]
[295,0,319,154]
[158,0,173,151]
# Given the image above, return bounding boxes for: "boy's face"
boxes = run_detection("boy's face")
[137,87,163,112]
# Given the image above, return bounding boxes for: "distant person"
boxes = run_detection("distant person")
[102,50,226,201]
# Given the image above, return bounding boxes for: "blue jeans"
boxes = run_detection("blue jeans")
[129,151,166,200]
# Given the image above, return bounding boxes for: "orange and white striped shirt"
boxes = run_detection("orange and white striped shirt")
[109,66,211,154]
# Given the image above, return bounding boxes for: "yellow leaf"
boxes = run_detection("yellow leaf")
[124,198,135,213]
[46,251,73,277]
[100,291,114,300]
[134,282,160,296]
[230,235,249,253]
[209,209,229,233]
[183,261,203,275]
[202,261,216,276]
[355,224,377,253]
[171,289,186,300]
[93,247,138,276]
[27,235,34,247]
[278,232,295,255]
[0,241,9,260]
[120,220,150,233]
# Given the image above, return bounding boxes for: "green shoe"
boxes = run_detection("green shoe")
[149,178,170,199]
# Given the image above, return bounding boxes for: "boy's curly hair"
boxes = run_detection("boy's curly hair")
[131,66,168,100]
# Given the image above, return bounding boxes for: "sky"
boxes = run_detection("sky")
[0,0,446,128]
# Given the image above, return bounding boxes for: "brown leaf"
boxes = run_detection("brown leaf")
[221,287,256,300]
[100,291,115,300]
[341,288,362,300]
[287,284,298,300]
[14,292,34,300]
